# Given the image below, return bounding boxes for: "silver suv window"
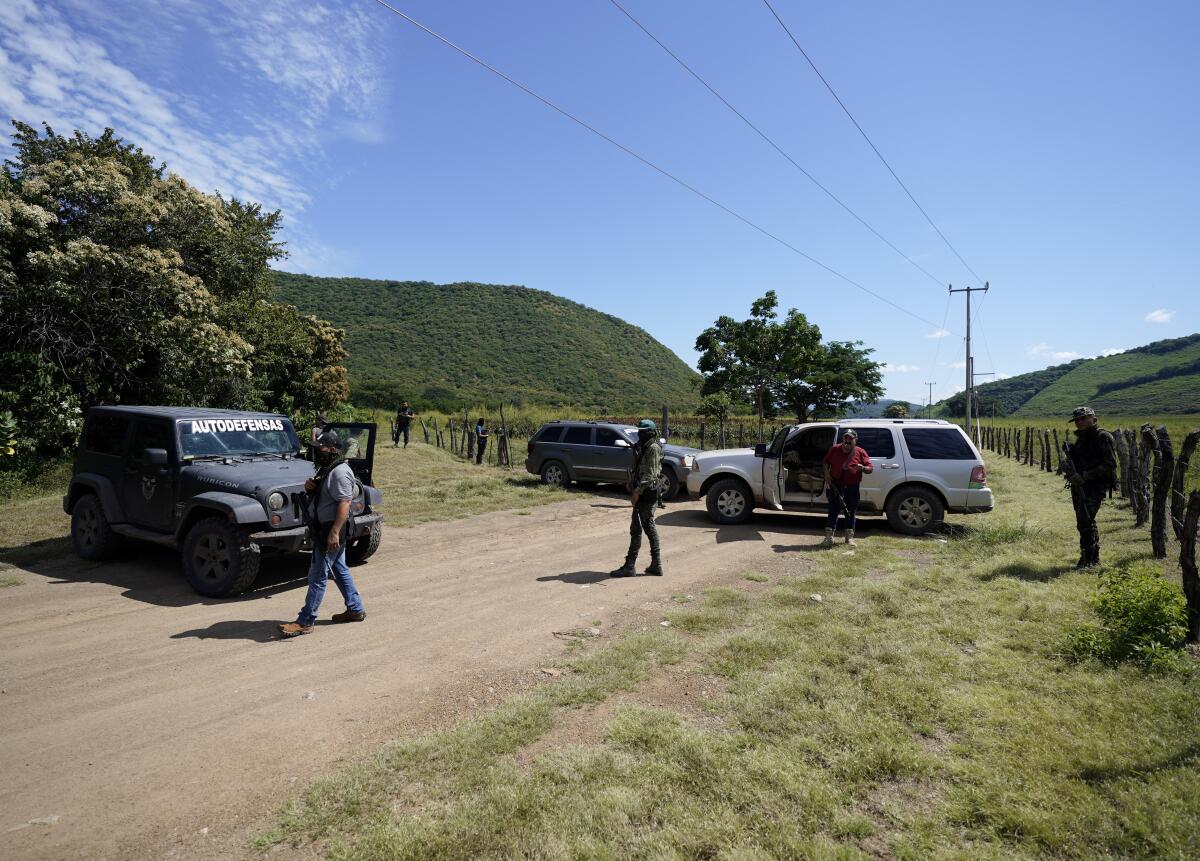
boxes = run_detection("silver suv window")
[902,428,975,460]
[843,427,896,459]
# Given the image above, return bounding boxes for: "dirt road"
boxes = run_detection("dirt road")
[1,494,833,860]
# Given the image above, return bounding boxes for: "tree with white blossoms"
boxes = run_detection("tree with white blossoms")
[0,122,349,466]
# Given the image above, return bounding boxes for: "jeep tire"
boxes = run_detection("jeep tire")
[71,493,120,560]
[182,516,261,597]
[885,486,944,535]
[347,521,382,566]
[706,478,753,525]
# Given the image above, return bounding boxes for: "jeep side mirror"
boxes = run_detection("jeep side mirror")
[753,443,768,458]
[145,448,168,466]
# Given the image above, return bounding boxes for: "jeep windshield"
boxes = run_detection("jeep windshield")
[178,417,301,458]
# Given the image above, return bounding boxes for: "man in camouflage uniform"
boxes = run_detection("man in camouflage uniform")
[1065,406,1117,569]
[611,419,664,577]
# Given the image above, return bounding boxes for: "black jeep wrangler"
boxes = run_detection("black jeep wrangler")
[63,406,384,597]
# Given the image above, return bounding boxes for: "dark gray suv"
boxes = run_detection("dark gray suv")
[524,420,698,500]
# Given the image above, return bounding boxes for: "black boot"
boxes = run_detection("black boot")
[1074,554,1091,570]
[644,556,663,576]
[611,554,638,577]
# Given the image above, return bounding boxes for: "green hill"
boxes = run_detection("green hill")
[1016,334,1200,415]
[272,272,700,410]
[933,334,1200,417]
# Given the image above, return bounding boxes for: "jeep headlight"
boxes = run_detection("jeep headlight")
[267,491,286,511]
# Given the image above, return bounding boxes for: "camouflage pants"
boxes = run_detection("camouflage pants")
[1072,484,1105,561]
[627,496,661,564]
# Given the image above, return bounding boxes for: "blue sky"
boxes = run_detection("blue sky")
[2,1,1196,407]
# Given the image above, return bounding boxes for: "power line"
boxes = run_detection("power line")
[606,0,947,289]
[367,0,953,333]
[761,0,985,285]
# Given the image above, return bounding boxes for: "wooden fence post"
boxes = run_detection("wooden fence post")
[1112,428,1129,497]
[1136,425,1155,527]
[1170,430,1199,541]
[662,405,669,440]
[1180,490,1200,643]
[1052,428,1062,473]
[1150,426,1173,558]
[419,416,430,444]
[699,420,705,450]
[499,403,512,469]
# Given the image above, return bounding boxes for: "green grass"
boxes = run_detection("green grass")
[254,457,1200,859]
[0,575,23,587]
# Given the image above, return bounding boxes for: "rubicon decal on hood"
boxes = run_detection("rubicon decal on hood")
[186,419,286,433]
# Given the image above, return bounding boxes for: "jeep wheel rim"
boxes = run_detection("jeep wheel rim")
[544,464,564,485]
[898,496,932,528]
[716,489,745,518]
[193,533,232,582]
[77,507,98,547]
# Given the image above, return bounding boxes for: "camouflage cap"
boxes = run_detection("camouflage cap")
[1069,406,1096,422]
[637,419,657,432]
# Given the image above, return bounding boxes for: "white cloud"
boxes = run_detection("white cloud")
[1028,343,1082,362]
[883,363,920,373]
[1144,309,1175,324]
[925,328,950,339]
[1100,348,1127,357]
[0,0,387,229]
[949,360,967,369]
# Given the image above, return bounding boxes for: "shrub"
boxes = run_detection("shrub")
[1065,562,1188,670]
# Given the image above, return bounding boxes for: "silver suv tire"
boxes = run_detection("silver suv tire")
[705,478,753,525]
[540,460,570,488]
[885,486,944,535]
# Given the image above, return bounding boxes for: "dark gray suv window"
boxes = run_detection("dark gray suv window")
[535,426,564,443]
[85,415,129,457]
[562,427,592,445]
[902,428,974,460]
[844,427,896,459]
[595,428,625,447]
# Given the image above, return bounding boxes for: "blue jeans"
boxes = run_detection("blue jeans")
[826,483,860,530]
[297,540,363,625]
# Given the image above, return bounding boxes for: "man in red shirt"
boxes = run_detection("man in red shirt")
[821,429,873,546]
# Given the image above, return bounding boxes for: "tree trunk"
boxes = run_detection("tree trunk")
[1171,430,1199,541]
[1150,426,1173,558]
[1180,491,1200,643]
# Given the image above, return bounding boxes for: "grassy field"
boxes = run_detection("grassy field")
[0,441,569,572]
[254,457,1200,860]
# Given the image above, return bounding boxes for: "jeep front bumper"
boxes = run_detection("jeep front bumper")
[249,512,381,552]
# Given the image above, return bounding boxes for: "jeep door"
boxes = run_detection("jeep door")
[837,426,903,510]
[326,423,376,484]
[782,425,837,507]
[122,419,175,531]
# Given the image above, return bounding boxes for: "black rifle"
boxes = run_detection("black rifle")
[827,481,855,522]
[1061,442,1081,491]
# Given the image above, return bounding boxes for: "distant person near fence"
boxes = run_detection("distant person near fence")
[393,401,415,448]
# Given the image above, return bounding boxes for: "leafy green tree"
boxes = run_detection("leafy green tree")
[882,402,908,418]
[697,392,732,424]
[0,122,348,459]
[777,340,883,421]
[695,291,821,435]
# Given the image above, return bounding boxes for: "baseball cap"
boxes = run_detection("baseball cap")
[1069,406,1096,422]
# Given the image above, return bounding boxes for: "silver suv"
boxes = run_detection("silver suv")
[683,419,993,534]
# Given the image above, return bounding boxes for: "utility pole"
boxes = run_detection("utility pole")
[923,381,936,417]
[949,282,989,438]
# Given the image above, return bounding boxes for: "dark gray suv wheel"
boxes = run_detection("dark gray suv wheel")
[540,460,570,488]
[70,494,120,560]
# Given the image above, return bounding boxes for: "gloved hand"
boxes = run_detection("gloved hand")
[1068,474,1084,488]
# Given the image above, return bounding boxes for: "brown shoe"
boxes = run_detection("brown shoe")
[278,622,314,638]
[331,610,366,623]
